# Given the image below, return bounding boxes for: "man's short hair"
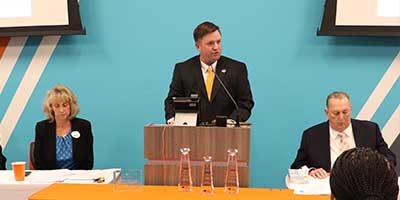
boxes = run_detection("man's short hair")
[193,21,221,42]
[326,91,350,107]
[330,148,398,200]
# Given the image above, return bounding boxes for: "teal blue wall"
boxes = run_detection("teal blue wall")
[2,0,400,188]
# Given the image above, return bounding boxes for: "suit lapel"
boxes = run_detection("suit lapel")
[321,121,332,169]
[193,57,207,99]
[71,118,78,160]
[49,121,57,168]
[351,119,362,147]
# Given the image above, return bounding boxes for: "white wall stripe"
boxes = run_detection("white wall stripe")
[0,37,28,144]
[356,52,400,147]
[0,37,28,96]
[382,105,400,146]
[0,36,61,147]
[356,52,400,120]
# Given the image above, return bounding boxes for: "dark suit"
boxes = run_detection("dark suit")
[34,117,94,170]
[0,145,6,170]
[291,119,396,172]
[165,55,254,123]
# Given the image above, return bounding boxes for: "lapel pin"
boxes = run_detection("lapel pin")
[221,69,227,73]
[71,131,81,139]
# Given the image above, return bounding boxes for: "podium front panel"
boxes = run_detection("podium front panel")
[144,124,251,187]
[144,125,250,161]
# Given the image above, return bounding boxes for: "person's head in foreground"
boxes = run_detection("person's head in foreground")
[330,147,398,200]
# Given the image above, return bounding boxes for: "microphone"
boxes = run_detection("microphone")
[211,68,240,127]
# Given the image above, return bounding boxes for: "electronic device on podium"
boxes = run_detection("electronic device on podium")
[173,94,199,126]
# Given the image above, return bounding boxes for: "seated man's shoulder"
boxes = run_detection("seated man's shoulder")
[351,119,378,128]
[303,121,329,136]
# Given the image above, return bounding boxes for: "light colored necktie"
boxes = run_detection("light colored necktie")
[205,66,214,101]
[338,132,349,153]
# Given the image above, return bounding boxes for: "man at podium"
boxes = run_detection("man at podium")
[164,21,254,125]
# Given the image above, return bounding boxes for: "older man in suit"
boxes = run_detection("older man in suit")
[0,145,6,170]
[164,21,254,125]
[291,91,396,179]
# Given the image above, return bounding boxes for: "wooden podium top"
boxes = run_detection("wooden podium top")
[144,124,250,161]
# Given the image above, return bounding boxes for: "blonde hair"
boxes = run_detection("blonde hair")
[43,85,80,122]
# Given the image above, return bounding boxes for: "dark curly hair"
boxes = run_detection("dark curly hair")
[330,147,398,200]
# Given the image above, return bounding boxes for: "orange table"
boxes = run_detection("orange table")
[29,184,330,200]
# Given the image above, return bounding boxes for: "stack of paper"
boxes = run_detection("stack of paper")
[293,177,331,195]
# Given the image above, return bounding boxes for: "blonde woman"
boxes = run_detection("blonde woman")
[33,85,93,170]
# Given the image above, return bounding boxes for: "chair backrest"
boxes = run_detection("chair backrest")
[28,141,35,170]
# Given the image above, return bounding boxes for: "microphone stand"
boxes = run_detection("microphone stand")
[211,68,240,127]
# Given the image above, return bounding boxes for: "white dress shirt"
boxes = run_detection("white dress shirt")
[200,60,217,84]
[329,123,356,169]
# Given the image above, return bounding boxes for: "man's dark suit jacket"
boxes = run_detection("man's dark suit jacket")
[0,145,6,170]
[33,117,94,170]
[164,55,254,123]
[291,119,396,172]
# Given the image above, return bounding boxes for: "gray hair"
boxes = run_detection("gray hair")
[326,91,350,107]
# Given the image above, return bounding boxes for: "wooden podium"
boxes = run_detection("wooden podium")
[144,124,250,187]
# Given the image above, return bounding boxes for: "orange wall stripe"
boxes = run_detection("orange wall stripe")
[0,37,11,59]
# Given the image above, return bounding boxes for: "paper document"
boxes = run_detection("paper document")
[0,169,118,184]
[293,177,331,195]
[26,169,74,183]
[62,169,118,184]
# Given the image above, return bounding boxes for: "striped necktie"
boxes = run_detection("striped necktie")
[206,66,214,101]
[338,132,349,154]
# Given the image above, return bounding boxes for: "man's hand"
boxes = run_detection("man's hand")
[167,118,175,125]
[309,168,330,179]
[227,119,236,127]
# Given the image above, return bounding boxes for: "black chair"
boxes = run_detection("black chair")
[28,141,36,170]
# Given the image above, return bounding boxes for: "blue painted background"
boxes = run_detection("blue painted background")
[2,0,400,188]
